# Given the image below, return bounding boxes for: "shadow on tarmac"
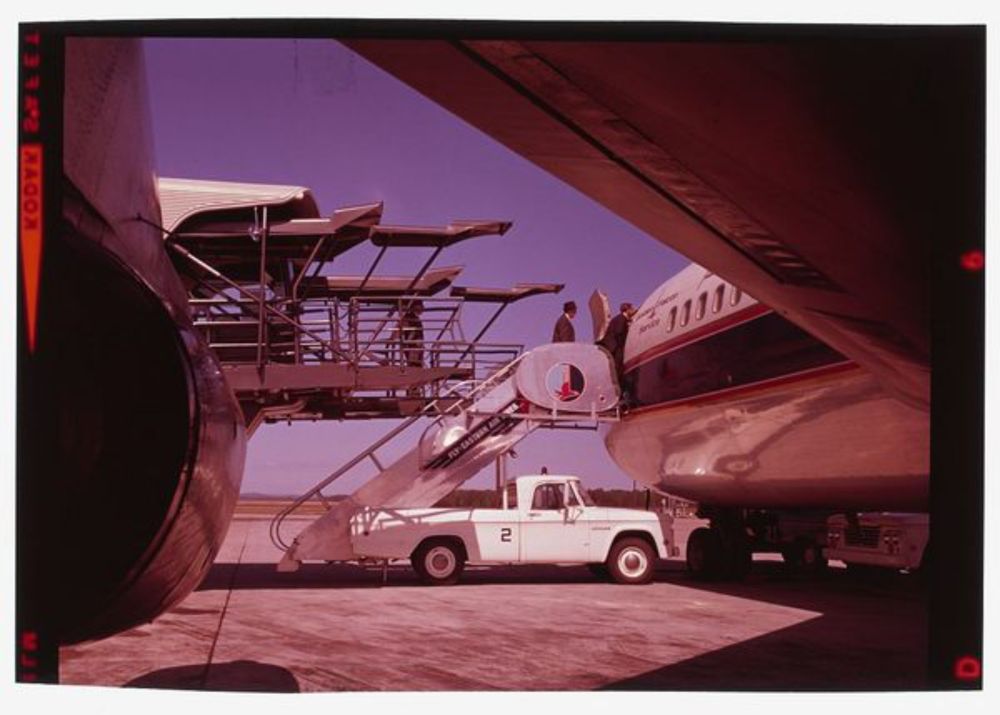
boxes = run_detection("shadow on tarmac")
[197,561,610,591]
[599,616,927,692]
[191,558,928,691]
[197,557,925,607]
[125,659,300,692]
[601,562,927,690]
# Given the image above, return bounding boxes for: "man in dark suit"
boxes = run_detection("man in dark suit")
[599,302,636,374]
[599,302,637,400]
[552,301,577,343]
[552,301,581,398]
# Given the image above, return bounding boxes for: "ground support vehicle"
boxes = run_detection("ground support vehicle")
[824,512,929,573]
[350,475,678,585]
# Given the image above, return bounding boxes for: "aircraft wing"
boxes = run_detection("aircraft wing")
[346,33,984,409]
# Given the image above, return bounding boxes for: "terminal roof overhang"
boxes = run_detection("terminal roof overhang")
[370,220,512,247]
[300,265,465,298]
[450,283,564,303]
[159,176,511,284]
[158,177,321,233]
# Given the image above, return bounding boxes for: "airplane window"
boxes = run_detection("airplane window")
[713,285,724,313]
[667,307,677,332]
[696,293,707,320]
[731,287,742,306]
[681,300,691,327]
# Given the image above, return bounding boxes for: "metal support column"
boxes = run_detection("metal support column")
[453,300,510,367]
[255,206,269,373]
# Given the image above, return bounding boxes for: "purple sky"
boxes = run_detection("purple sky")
[144,38,689,495]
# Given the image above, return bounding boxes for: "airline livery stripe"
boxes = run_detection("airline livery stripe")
[625,302,771,372]
[626,360,860,415]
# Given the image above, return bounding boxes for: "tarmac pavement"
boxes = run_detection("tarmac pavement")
[59,513,928,692]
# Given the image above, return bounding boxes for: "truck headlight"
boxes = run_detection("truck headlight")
[883,530,900,553]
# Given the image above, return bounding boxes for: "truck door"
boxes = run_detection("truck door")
[520,482,590,562]
[474,483,520,562]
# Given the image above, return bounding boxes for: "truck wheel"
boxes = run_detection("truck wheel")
[412,540,465,586]
[686,526,724,581]
[607,538,656,585]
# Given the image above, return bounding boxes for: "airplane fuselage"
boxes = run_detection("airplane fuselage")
[604,265,929,511]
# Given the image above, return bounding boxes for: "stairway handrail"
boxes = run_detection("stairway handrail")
[268,351,529,551]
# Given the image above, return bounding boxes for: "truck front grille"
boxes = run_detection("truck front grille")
[845,526,880,548]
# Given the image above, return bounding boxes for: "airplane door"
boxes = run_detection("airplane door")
[520,482,589,562]
[589,289,611,343]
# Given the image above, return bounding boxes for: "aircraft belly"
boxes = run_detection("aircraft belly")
[606,371,928,510]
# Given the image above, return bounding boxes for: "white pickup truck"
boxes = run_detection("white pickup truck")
[349,475,678,585]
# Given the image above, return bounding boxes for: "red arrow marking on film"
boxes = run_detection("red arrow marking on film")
[20,144,43,353]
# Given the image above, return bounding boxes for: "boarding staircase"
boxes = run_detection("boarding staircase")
[272,342,621,570]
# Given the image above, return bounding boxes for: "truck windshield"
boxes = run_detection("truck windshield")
[571,482,596,506]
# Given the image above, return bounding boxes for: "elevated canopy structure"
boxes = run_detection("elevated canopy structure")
[157,177,558,432]
[299,265,464,299]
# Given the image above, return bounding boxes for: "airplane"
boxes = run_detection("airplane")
[344,31,980,412]
[342,27,981,564]
[343,27,984,679]
[21,37,248,645]
[595,264,929,577]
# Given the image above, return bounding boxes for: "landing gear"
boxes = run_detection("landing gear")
[686,527,723,580]
[781,537,828,574]
[685,522,751,581]
[686,506,833,582]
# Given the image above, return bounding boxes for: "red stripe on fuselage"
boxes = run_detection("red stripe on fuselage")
[624,302,771,372]
[625,360,860,416]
